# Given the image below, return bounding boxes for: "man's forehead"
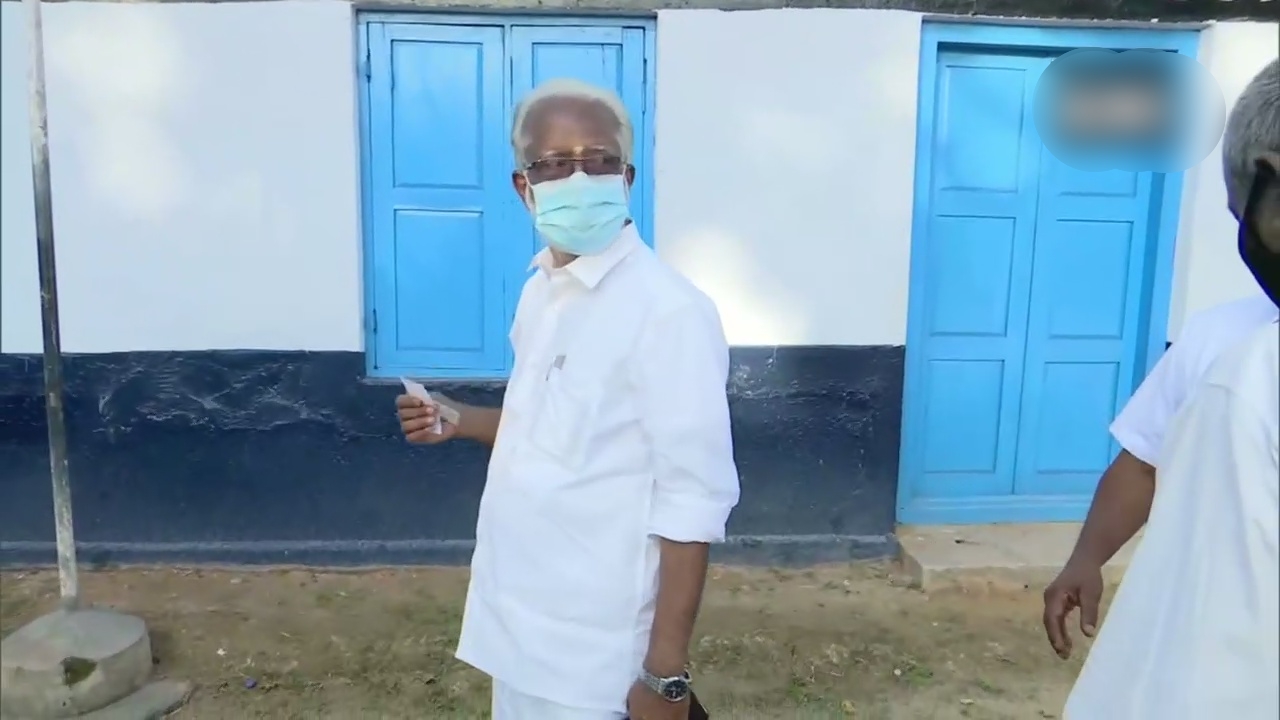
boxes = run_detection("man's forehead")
[530,121,620,158]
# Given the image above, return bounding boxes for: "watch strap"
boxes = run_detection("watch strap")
[639,668,692,701]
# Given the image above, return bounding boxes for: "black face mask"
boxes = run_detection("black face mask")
[1239,159,1280,308]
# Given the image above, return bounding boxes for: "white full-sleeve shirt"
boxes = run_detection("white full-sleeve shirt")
[1109,293,1277,465]
[455,224,741,713]
[1065,319,1280,719]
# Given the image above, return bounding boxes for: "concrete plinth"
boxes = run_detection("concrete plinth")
[897,523,1143,591]
[70,680,191,720]
[1,608,153,719]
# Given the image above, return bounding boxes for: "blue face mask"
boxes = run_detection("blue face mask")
[526,172,631,256]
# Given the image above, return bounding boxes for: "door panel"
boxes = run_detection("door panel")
[1012,159,1156,495]
[905,51,1048,501]
[367,23,509,374]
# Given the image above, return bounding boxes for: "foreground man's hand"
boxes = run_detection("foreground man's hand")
[626,681,690,720]
[1042,559,1104,659]
[395,393,459,444]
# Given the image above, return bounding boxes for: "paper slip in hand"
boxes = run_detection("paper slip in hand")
[400,378,462,434]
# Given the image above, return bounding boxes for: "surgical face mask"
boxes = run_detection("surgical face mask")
[525,171,630,256]
[1238,159,1280,307]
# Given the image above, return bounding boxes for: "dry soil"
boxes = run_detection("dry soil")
[0,562,1093,719]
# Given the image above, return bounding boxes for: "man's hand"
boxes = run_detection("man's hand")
[626,681,689,720]
[395,394,459,444]
[1042,559,1104,659]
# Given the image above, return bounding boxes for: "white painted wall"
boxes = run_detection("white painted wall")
[1168,21,1280,337]
[0,0,363,354]
[0,4,1273,354]
[654,9,923,346]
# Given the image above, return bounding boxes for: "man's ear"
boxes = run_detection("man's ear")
[512,172,530,206]
[624,165,636,187]
[1256,151,1280,176]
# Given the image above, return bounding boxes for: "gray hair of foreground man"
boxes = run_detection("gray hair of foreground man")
[1222,58,1280,216]
[510,79,634,167]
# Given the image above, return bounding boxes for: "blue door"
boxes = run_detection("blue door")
[897,32,1186,525]
[361,17,653,379]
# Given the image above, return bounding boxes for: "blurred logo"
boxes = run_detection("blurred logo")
[1033,49,1225,173]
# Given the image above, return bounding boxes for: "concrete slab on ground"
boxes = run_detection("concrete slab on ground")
[74,680,192,720]
[897,523,1143,591]
[0,681,191,720]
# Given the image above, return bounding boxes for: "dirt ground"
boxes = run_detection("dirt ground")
[0,562,1091,719]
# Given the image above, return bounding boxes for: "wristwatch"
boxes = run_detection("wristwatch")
[639,668,692,702]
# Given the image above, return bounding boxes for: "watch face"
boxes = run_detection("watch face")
[661,677,689,701]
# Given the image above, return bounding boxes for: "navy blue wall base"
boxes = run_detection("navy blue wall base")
[0,347,903,567]
[0,534,899,570]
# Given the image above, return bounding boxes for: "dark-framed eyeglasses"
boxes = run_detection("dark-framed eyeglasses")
[522,151,627,184]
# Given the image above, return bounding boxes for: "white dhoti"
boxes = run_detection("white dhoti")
[491,680,628,720]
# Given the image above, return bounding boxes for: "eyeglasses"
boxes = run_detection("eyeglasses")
[523,151,626,184]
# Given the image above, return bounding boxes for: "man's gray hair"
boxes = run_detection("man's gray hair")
[1222,58,1280,211]
[511,79,633,168]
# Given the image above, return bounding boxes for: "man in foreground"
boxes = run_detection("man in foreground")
[1042,58,1280,658]
[396,79,740,720]
[1059,59,1280,718]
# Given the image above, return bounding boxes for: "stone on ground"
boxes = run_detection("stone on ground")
[1,607,163,719]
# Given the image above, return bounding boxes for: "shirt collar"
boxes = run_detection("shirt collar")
[529,223,642,290]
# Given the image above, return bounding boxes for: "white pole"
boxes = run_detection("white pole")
[25,0,79,609]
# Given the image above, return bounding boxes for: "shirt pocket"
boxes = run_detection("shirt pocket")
[529,367,600,471]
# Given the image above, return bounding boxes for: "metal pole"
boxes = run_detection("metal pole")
[25,0,79,608]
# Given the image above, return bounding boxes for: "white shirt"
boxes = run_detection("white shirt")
[455,224,741,712]
[1110,294,1278,465]
[1065,320,1280,720]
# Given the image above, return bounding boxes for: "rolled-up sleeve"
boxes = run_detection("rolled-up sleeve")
[634,298,740,543]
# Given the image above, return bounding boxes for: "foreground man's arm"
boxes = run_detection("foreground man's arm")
[1043,335,1189,658]
[631,298,740,713]
[646,541,711,676]
[1043,451,1155,657]
[1068,452,1156,569]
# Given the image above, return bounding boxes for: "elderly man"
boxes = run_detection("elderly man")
[1058,59,1279,719]
[395,79,739,720]
[1042,58,1280,657]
